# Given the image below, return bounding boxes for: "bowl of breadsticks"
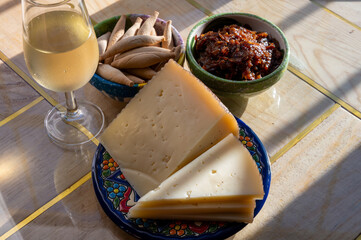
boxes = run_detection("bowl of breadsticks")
[90,11,185,102]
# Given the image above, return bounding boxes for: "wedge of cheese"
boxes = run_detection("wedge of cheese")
[100,60,239,196]
[127,134,264,222]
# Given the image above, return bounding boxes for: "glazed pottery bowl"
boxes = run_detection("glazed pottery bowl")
[90,14,185,102]
[186,12,289,97]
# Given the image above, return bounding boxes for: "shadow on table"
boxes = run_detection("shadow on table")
[228,142,361,240]
[275,1,319,31]
[2,1,360,239]
[0,0,19,15]
[89,0,214,34]
[261,69,361,154]
[323,0,361,1]
[216,94,249,117]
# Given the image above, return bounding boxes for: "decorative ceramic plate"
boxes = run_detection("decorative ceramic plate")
[92,117,271,240]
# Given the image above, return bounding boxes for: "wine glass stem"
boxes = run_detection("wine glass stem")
[64,91,80,121]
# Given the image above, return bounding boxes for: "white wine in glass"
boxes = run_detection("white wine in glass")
[22,0,104,147]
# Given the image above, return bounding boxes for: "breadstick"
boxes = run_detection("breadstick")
[173,45,182,61]
[113,46,173,62]
[150,27,161,46]
[107,15,127,48]
[96,64,134,87]
[153,62,166,72]
[100,35,164,61]
[162,20,173,49]
[104,15,127,64]
[111,51,175,69]
[136,11,159,35]
[126,67,157,80]
[115,46,173,58]
[124,73,146,84]
[104,57,112,65]
[153,45,181,71]
[150,27,157,36]
[97,32,111,56]
[122,17,143,39]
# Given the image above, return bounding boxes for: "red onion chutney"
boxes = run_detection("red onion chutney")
[195,24,283,81]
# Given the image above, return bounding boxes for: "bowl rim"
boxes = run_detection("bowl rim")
[186,12,290,86]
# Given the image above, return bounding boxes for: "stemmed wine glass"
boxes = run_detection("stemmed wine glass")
[22,0,104,147]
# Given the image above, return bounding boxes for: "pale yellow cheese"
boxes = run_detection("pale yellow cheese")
[127,134,264,222]
[171,213,254,223]
[128,202,255,215]
[128,212,255,223]
[129,200,255,213]
[135,198,255,208]
[129,195,258,208]
[100,60,239,196]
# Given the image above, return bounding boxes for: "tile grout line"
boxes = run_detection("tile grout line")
[0,99,338,239]
[288,65,361,120]
[0,104,341,239]
[0,6,356,239]
[310,0,361,31]
[270,103,340,164]
[186,0,361,120]
[0,51,59,107]
[0,172,92,240]
[0,50,100,145]
[186,0,213,16]
[355,233,361,240]
[0,19,101,239]
[0,96,44,127]
[185,0,361,161]
[0,17,100,125]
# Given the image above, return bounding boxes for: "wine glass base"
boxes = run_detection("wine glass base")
[45,100,105,148]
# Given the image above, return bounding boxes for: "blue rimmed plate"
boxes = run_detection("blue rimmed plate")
[92,116,271,239]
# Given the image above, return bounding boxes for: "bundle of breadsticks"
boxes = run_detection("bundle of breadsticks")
[96,11,181,87]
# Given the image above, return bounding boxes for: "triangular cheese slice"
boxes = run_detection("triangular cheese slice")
[128,134,264,222]
[100,60,239,196]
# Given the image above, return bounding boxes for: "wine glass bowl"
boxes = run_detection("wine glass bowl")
[22,0,105,147]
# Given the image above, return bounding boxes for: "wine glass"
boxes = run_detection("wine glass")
[22,0,104,147]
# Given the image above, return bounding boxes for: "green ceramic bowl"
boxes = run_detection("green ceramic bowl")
[186,13,289,97]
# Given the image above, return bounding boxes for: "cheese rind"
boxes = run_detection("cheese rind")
[133,197,255,207]
[134,201,255,210]
[129,206,254,215]
[127,134,264,222]
[128,212,255,223]
[130,195,259,207]
[100,60,239,196]
[128,202,255,215]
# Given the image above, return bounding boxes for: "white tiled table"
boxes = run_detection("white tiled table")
[0,1,360,239]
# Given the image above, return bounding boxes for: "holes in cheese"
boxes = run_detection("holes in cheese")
[127,134,264,223]
[100,59,239,196]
